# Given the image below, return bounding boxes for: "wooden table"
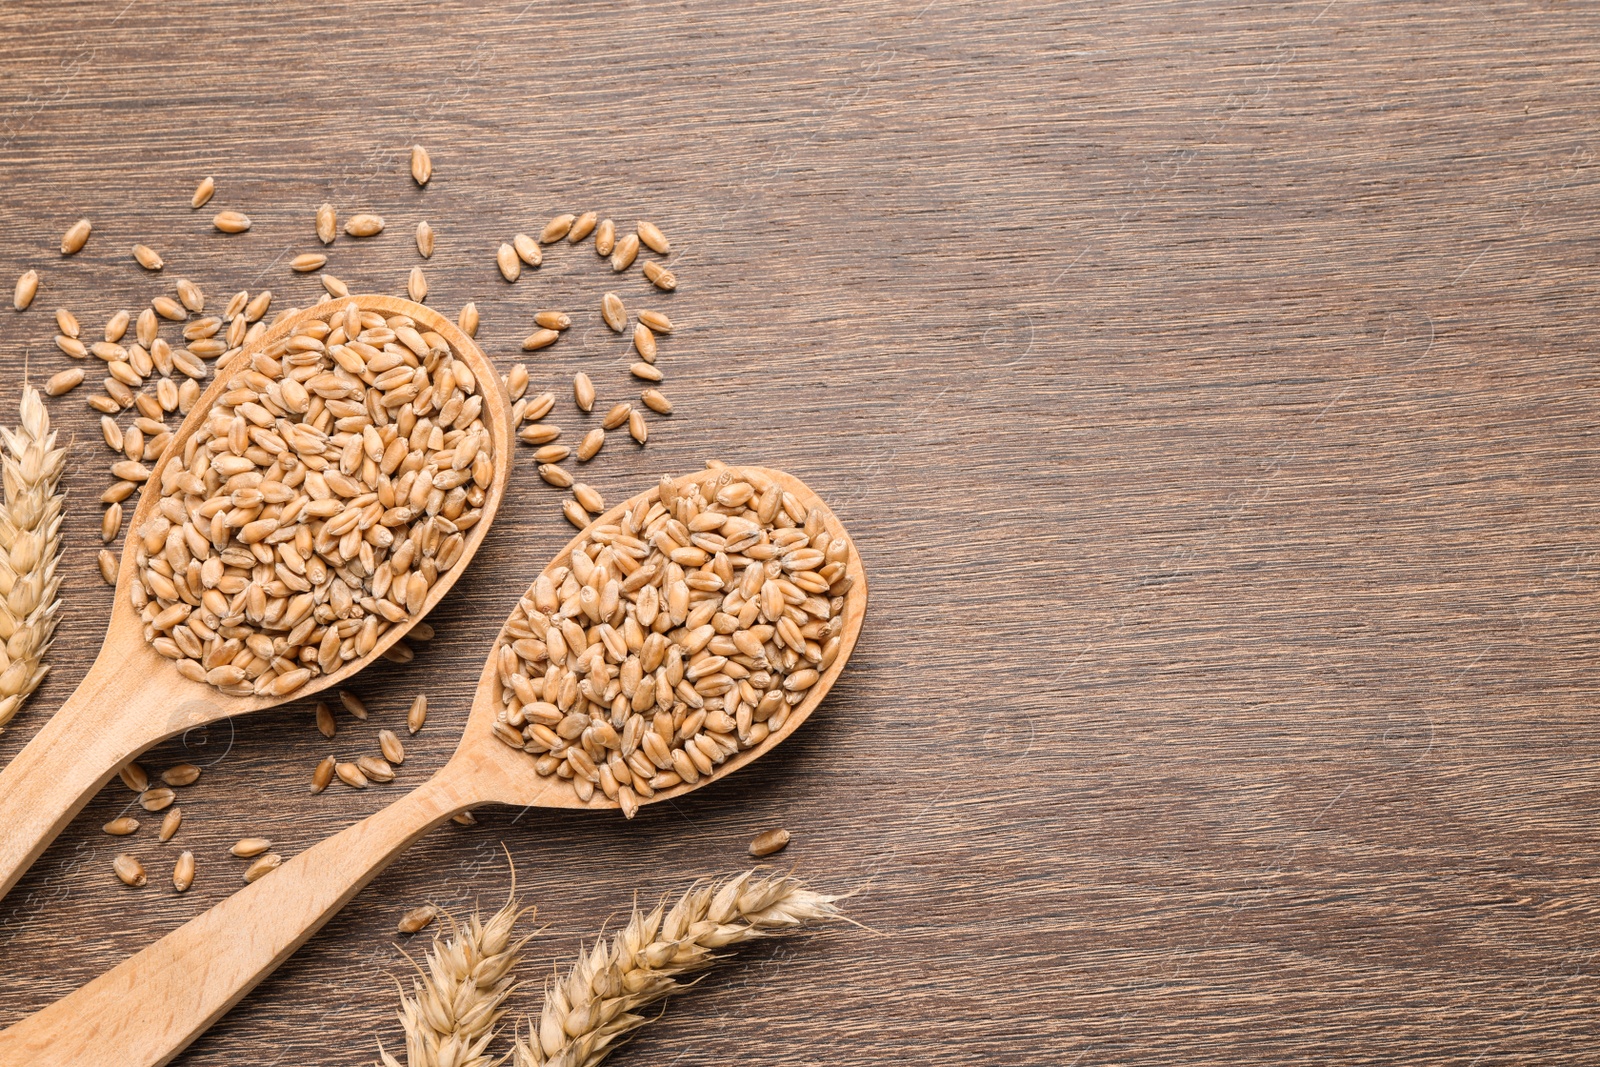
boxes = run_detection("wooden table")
[1,1,1598,1062]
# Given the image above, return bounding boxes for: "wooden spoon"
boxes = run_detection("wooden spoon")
[0,466,866,1067]
[0,295,511,906]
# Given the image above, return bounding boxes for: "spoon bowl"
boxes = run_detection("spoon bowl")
[0,294,511,905]
[0,465,866,1067]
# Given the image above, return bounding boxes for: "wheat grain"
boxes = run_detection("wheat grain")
[61,218,91,255]
[45,368,83,396]
[641,262,676,291]
[162,763,201,786]
[379,728,406,764]
[513,233,542,267]
[158,806,182,842]
[230,837,271,857]
[311,754,336,793]
[133,244,164,271]
[172,850,195,891]
[568,212,598,243]
[13,270,39,311]
[412,145,433,186]
[594,219,615,257]
[541,214,576,243]
[416,221,435,259]
[609,234,638,272]
[632,323,656,362]
[627,409,646,445]
[636,221,670,255]
[397,904,438,934]
[637,310,673,335]
[409,266,428,302]
[346,213,385,237]
[497,244,521,282]
[523,328,559,351]
[291,253,327,272]
[572,373,594,412]
[103,816,140,836]
[513,871,842,1067]
[601,292,626,333]
[213,210,251,233]
[0,385,65,733]
[408,693,428,734]
[244,853,282,882]
[459,302,479,337]
[534,311,570,331]
[113,854,147,887]
[748,828,790,856]
[378,890,533,1067]
[601,403,631,431]
[317,203,337,244]
[191,177,215,209]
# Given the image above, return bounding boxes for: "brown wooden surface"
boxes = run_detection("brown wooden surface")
[0,1,1598,1063]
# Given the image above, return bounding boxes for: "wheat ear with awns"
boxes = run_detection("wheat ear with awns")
[380,891,536,1067]
[0,383,64,732]
[513,870,844,1067]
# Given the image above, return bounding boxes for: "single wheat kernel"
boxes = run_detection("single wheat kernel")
[411,145,432,186]
[113,854,147,887]
[533,444,570,463]
[416,220,434,258]
[513,232,542,267]
[356,755,395,782]
[379,728,405,764]
[158,807,182,842]
[322,272,350,297]
[538,463,573,488]
[633,322,657,362]
[519,424,561,445]
[120,762,149,792]
[45,368,84,396]
[602,402,632,430]
[231,838,271,857]
[630,362,663,382]
[140,787,176,812]
[133,244,164,271]
[408,694,428,735]
[573,372,595,412]
[541,213,576,243]
[162,763,201,787]
[637,221,670,255]
[497,243,521,282]
[628,408,647,444]
[594,218,615,256]
[13,270,39,311]
[568,211,598,243]
[336,762,369,789]
[316,203,337,244]
[610,233,639,272]
[562,499,589,528]
[311,755,336,794]
[340,690,369,720]
[103,816,140,836]
[61,218,91,254]
[345,213,384,237]
[602,291,626,333]
[191,177,214,209]
[638,309,674,335]
[576,427,605,461]
[643,261,677,290]
[213,210,251,233]
[101,502,122,542]
[291,252,327,272]
[523,328,559,351]
[172,850,195,891]
[535,310,570,331]
[748,828,791,857]
[244,853,282,882]
[397,904,439,933]
[506,363,529,400]
[408,265,428,302]
[97,549,117,584]
[573,483,604,514]
[458,301,479,337]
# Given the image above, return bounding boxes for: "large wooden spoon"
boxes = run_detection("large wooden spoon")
[0,295,511,906]
[0,465,865,1067]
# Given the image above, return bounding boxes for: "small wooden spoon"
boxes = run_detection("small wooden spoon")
[0,295,511,906]
[0,466,866,1067]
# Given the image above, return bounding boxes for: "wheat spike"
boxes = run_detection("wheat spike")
[513,871,844,1067]
[379,891,535,1067]
[0,385,64,733]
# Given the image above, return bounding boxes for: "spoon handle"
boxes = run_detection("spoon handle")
[0,769,477,1067]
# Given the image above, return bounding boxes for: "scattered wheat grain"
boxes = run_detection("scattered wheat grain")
[213,210,251,233]
[61,219,91,255]
[113,854,147,887]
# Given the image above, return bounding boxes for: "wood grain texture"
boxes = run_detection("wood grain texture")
[1,1,1598,1063]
